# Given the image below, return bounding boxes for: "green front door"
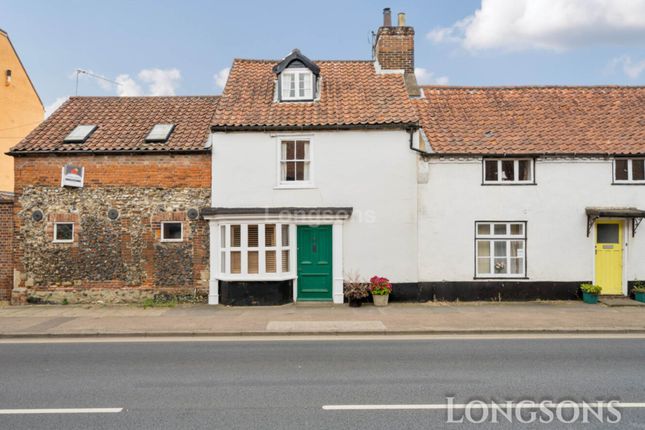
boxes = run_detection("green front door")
[297,225,333,301]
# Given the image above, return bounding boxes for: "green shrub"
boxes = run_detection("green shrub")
[580,283,602,295]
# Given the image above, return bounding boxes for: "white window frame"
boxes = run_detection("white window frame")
[280,68,314,101]
[613,158,645,184]
[160,221,183,242]
[475,221,527,278]
[218,222,293,279]
[483,158,534,184]
[53,222,74,243]
[276,137,314,188]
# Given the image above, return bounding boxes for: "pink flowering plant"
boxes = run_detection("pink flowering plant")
[369,275,392,296]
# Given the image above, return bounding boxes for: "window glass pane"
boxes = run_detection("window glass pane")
[494,258,507,274]
[163,222,182,240]
[295,162,303,181]
[285,162,296,181]
[55,223,73,241]
[266,250,276,273]
[510,258,523,274]
[231,251,241,273]
[298,73,306,97]
[597,224,619,244]
[484,160,498,181]
[220,251,226,273]
[632,159,645,181]
[494,241,507,257]
[285,141,295,160]
[248,251,259,274]
[302,161,310,181]
[501,160,514,181]
[282,225,289,246]
[248,225,258,248]
[518,160,531,181]
[510,240,524,257]
[282,250,289,272]
[477,241,490,257]
[265,224,276,247]
[615,159,628,181]
[477,258,491,274]
[296,141,307,160]
[220,226,226,247]
[493,224,507,235]
[231,225,241,247]
[477,223,490,235]
[510,223,523,236]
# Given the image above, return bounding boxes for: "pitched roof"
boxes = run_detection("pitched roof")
[416,86,645,155]
[10,96,219,154]
[211,59,418,130]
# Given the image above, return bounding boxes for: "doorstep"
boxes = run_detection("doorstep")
[600,297,645,307]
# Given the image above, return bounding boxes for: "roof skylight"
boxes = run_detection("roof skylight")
[64,125,97,143]
[145,124,175,142]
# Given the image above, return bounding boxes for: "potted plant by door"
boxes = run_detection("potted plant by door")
[344,273,369,307]
[370,276,392,307]
[580,283,602,304]
[633,282,645,303]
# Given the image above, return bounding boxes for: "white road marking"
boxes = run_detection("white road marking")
[323,402,645,411]
[1,333,645,344]
[0,408,123,414]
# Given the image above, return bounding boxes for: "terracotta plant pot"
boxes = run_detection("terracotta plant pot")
[372,294,389,307]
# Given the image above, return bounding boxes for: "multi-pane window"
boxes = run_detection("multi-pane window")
[281,69,314,101]
[483,159,533,183]
[476,222,526,277]
[219,223,292,276]
[280,140,310,184]
[614,158,645,183]
[53,222,74,243]
[161,222,183,242]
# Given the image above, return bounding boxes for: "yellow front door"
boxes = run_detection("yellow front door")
[595,221,623,295]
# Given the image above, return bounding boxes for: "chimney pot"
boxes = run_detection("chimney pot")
[383,8,392,27]
[398,12,406,27]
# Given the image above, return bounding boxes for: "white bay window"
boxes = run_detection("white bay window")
[218,223,293,278]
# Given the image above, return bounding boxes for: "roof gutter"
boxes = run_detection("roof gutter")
[7,149,210,157]
[419,152,645,158]
[210,122,419,133]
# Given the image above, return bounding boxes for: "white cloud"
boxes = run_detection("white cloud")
[45,96,68,118]
[115,74,143,96]
[427,0,645,51]
[415,67,449,85]
[609,55,645,79]
[137,68,181,96]
[214,67,230,90]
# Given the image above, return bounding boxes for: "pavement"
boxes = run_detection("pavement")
[1,300,645,337]
[2,338,645,429]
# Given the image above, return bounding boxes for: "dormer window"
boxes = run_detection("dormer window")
[64,124,97,143]
[273,49,320,103]
[146,124,175,143]
[281,69,313,101]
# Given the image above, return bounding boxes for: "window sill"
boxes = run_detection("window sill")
[274,183,316,190]
[216,274,297,282]
[52,240,74,244]
[473,276,529,280]
[481,182,537,186]
[160,239,184,243]
[612,182,645,185]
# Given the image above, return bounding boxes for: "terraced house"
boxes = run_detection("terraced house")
[6,8,645,305]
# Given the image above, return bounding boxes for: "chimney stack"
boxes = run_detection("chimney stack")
[383,8,392,27]
[373,8,418,97]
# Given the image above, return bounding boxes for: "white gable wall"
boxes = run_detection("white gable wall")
[418,157,645,291]
[211,129,419,283]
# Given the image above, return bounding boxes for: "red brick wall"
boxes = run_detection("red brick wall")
[14,153,211,192]
[0,199,13,301]
[375,26,415,74]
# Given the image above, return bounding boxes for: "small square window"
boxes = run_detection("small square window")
[64,125,97,143]
[483,159,533,184]
[54,223,74,243]
[146,124,175,142]
[614,158,645,183]
[161,222,183,242]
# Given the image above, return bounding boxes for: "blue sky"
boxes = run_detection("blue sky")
[3,0,645,115]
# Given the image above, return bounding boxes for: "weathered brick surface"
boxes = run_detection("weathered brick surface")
[0,197,13,300]
[375,26,415,73]
[12,153,211,304]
